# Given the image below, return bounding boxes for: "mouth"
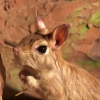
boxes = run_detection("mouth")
[19,65,35,83]
[19,69,29,83]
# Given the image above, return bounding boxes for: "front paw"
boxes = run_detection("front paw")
[26,76,38,88]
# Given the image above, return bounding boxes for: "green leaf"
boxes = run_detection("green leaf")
[89,11,100,24]
[80,26,88,34]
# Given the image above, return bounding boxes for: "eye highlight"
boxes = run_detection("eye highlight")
[37,45,47,54]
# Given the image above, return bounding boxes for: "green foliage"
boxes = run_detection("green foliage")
[67,7,82,23]
[89,11,100,24]
[86,61,100,69]
[67,17,74,23]
[77,59,100,70]
[74,6,82,16]
[80,25,88,34]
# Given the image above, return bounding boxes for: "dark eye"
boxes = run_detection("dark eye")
[37,45,47,53]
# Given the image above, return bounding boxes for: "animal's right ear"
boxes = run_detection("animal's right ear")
[50,23,72,49]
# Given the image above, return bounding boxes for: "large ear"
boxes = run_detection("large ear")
[51,23,72,49]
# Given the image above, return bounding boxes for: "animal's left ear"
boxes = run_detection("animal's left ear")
[51,23,72,49]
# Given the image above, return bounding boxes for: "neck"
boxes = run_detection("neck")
[40,50,66,79]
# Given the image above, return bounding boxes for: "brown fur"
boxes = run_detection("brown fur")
[13,11,100,100]
[13,33,100,100]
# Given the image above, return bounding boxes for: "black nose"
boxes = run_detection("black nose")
[13,47,19,54]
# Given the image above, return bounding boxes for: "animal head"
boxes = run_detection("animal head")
[13,9,72,72]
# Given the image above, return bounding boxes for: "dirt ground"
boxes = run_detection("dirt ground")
[0,0,100,100]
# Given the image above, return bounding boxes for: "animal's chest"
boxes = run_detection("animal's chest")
[38,74,67,100]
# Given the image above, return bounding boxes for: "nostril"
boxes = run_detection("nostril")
[13,47,19,54]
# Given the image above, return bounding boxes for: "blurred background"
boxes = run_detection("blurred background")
[0,0,100,100]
